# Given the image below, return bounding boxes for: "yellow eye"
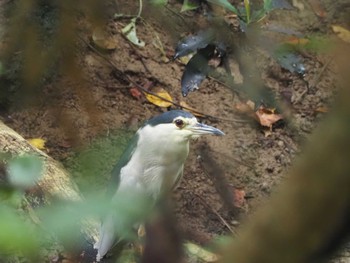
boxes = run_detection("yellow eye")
[174,119,185,128]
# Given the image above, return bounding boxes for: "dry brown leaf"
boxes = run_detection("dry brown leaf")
[234,100,255,114]
[145,87,173,108]
[332,25,350,44]
[315,106,329,113]
[91,27,118,51]
[130,87,143,100]
[180,101,205,117]
[28,138,46,150]
[233,189,246,208]
[255,107,283,128]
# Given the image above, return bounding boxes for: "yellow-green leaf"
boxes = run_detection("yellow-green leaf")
[184,242,219,262]
[145,87,173,108]
[28,138,46,150]
[332,25,350,44]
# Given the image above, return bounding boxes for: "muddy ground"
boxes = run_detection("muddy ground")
[1,0,350,262]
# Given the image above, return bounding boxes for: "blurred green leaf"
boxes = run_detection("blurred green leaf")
[36,191,153,244]
[263,0,273,12]
[0,205,40,260]
[207,0,238,14]
[65,129,132,193]
[7,155,43,189]
[181,0,200,12]
[244,0,251,24]
[150,0,168,6]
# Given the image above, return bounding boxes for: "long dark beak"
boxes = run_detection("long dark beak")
[188,122,225,136]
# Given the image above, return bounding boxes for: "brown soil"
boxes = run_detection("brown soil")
[1,0,349,262]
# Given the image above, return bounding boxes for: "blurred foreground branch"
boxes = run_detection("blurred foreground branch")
[0,120,98,260]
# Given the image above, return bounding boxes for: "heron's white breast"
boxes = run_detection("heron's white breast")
[118,124,190,198]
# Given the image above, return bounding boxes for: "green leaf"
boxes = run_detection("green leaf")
[150,0,167,5]
[7,155,43,189]
[181,0,199,12]
[0,205,40,259]
[207,0,238,14]
[121,18,145,47]
[263,0,273,12]
[244,0,251,24]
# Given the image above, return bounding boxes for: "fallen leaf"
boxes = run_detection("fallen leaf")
[332,25,350,44]
[284,36,310,46]
[255,107,283,128]
[308,0,327,18]
[28,138,46,150]
[234,102,254,114]
[181,0,200,12]
[315,106,328,113]
[184,242,219,262]
[178,54,193,65]
[233,189,246,208]
[181,45,215,97]
[152,34,169,63]
[174,29,215,59]
[130,87,143,100]
[145,87,173,108]
[179,101,205,117]
[121,18,145,47]
[91,27,118,51]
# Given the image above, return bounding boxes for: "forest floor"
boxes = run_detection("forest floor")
[1,0,350,262]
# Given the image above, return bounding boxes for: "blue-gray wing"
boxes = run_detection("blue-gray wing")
[106,133,139,197]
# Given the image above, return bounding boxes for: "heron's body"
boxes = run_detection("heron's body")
[95,110,224,261]
[118,123,189,198]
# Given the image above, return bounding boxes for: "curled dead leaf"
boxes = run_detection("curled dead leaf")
[255,107,283,128]
[144,87,173,108]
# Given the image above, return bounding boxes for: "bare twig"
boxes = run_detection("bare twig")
[194,193,237,235]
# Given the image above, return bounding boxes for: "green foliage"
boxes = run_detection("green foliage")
[150,0,168,6]
[65,129,133,193]
[7,155,43,189]
[181,0,200,12]
[0,205,41,260]
[207,0,238,14]
[0,148,153,261]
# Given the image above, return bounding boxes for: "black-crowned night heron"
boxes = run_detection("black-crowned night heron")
[95,110,224,261]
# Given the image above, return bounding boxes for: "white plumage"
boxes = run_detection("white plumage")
[95,110,224,261]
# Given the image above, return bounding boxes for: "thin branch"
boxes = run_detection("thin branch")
[195,193,237,235]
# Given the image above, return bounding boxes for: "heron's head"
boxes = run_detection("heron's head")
[144,110,224,142]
